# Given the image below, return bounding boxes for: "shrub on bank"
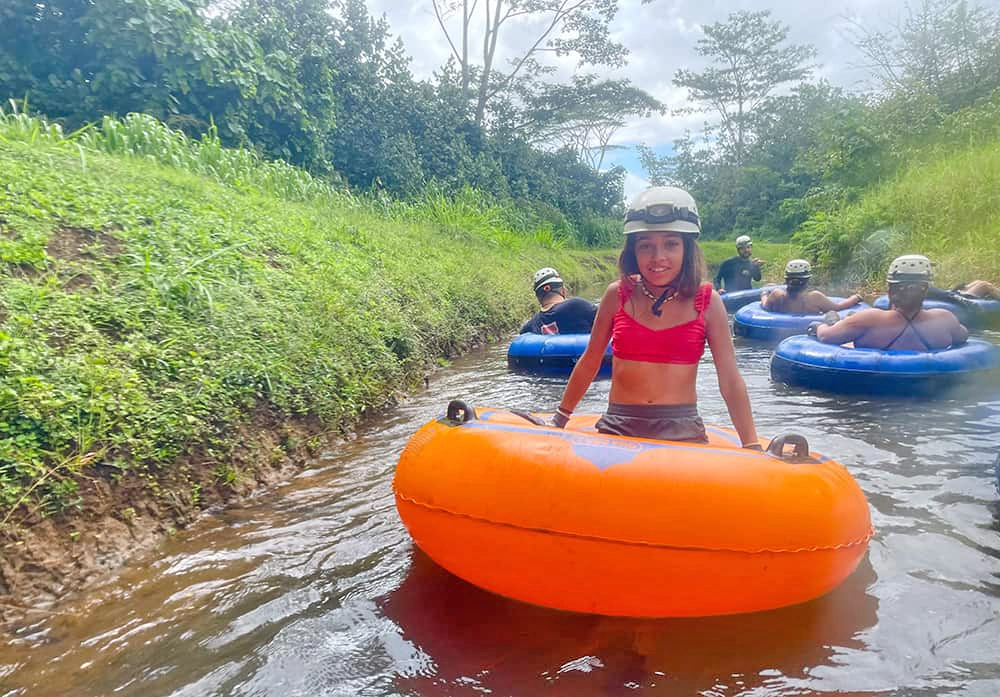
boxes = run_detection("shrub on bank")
[0,115,611,520]
[793,137,1000,284]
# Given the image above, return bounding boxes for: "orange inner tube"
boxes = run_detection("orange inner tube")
[394,407,873,617]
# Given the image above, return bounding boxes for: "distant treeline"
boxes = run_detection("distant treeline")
[641,2,1000,245]
[0,0,644,246]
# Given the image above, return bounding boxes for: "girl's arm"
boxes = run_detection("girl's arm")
[704,290,759,446]
[554,283,618,422]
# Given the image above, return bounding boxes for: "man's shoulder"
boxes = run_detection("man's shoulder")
[923,307,961,323]
[563,296,597,310]
[846,307,884,324]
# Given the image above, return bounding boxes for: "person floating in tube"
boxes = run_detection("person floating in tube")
[761,259,863,315]
[713,235,763,292]
[519,267,597,335]
[810,254,968,350]
[550,186,760,449]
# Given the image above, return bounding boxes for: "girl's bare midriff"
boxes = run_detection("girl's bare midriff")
[610,359,699,404]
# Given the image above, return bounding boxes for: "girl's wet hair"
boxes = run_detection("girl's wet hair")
[618,233,706,298]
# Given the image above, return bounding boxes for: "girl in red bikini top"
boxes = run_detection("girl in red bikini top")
[612,279,713,364]
[550,186,759,448]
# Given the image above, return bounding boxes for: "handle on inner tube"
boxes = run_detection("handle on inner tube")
[445,399,477,424]
[766,433,811,460]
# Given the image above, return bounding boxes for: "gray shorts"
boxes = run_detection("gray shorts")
[595,402,708,443]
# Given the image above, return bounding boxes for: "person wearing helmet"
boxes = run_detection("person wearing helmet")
[519,267,597,334]
[550,186,759,448]
[811,254,968,350]
[713,235,763,292]
[761,259,863,314]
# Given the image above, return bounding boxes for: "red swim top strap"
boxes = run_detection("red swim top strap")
[694,282,713,316]
[618,278,636,305]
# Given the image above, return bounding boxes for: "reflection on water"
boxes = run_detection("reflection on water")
[382,549,878,696]
[1,338,999,697]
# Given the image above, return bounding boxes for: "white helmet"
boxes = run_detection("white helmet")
[623,186,700,237]
[887,254,933,283]
[532,267,563,293]
[735,235,752,248]
[784,259,812,279]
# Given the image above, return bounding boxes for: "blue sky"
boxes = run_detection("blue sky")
[366,0,923,200]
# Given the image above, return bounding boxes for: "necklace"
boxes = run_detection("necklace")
[639,279,677,304]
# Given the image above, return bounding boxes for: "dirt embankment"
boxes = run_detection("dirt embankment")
[0,407,343,630]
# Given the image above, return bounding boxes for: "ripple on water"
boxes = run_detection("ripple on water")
[1,335,999,697]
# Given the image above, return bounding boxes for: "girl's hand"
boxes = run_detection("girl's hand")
[552,406,572,429]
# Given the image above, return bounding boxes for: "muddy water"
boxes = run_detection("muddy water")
[2,335,999,697]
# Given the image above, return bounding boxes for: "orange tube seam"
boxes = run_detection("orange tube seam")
[395,491,875,554]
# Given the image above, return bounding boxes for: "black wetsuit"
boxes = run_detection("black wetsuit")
[714,256,761,292]
[519,297,597,334]
[926,285,981,313]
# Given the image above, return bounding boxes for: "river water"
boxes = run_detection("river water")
[2,334,999,697]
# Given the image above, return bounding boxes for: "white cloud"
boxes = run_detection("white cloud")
[366,0,924,179]
[623,171,651,203]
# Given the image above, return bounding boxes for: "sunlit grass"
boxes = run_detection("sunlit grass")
[795,138,1000,285]
[0,114,616,517]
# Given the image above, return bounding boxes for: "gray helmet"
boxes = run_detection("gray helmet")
[887,254,933,283]
[532,267,563,293]
[623,186,700,237]
[735,235,752,249]
[784,259,812,279]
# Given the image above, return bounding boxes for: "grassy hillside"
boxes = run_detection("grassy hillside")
[0,115,614,520]
[795,138,1000,286]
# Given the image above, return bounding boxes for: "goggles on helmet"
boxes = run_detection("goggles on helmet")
[624,203,700,227]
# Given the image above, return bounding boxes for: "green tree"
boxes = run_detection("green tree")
[673,10,816,166]
[511,74,663,169]
[0,0,253,132]
[224,0,340,172]
[850,0,1000,109]
[430,0,628,127]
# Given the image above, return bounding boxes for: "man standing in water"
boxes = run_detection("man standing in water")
[762,259,863,314]
[714,235,763,292]
[520,267,597,334]
[812,255,968,350]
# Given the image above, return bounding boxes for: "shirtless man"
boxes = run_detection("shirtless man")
[812,254,968,350]
[761,259,863,314]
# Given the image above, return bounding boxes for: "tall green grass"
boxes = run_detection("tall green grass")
[0,111,613,519]
[795,138,1000,285]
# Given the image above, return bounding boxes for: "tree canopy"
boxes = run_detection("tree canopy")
[0,0,631,241]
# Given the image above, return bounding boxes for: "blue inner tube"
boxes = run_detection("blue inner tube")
[507,333,612,376]
[770,335,1000,396]
[733,300,870,342]
[873,295,1000,329]
[721,285,783,313]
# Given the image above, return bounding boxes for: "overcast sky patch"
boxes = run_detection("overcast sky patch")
[367,0,928,181]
